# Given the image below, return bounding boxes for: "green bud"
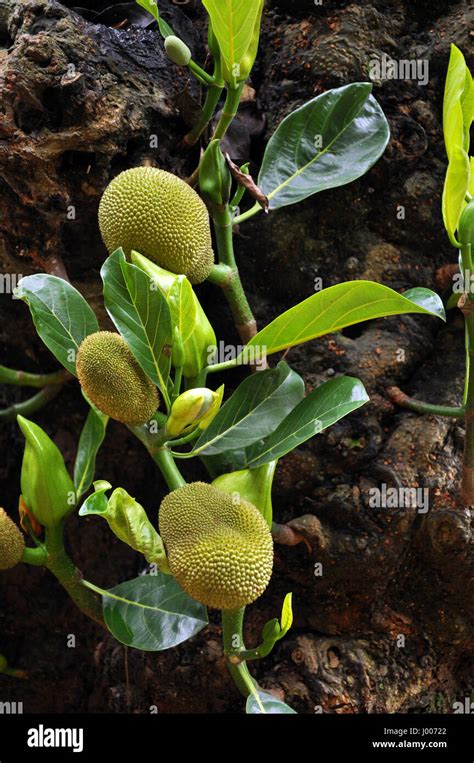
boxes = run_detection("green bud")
[131,252,216,379]
[167,386,223,437]
[199,140,232,208]
[79,482,169,573]
[164,35,192,67]
[459,199,474,245]
[18,415,76,528]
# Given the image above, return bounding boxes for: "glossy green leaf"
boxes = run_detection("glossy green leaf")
[280,592,293,636]
[460,68,474,153]
[90,574,208,651]
[258,83,389,209]
[79,484,168,570]
[246,691,296,715]
[442,144,470,244]
[202,0,262,85]
[443,44,470,158]
[74,406,108,499]
[245,376,368,468]
[242,281,445,360]
[101,249,172,407]
[14,275,99,376]
[135,0,174,37]
[212,461,277,527]
[190,362,305,456]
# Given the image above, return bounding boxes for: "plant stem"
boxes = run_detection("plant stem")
[0,384,64,422]
[212,84,244,141]
[0,365,70,388]
[168,427,201,447]
[458,243,474,506]
[212,206,257,345]
[44,522,105,627]
[221,608,259,698]
[387,387,464,418]
[184,81,224,149]
[188,59,215,86]
[153,447,187,490]
[172,366,183,402]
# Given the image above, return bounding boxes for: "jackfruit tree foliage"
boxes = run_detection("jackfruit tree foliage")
[5,0,450,715]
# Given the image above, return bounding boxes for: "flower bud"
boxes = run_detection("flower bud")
[167,386,223,437]
[199,140,232,209]
[164,35,192,67]
[459,199,474,246]
[18,416,76,528]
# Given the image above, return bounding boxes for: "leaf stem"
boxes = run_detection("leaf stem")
[184,80,224,149]
[0,365,70,388]
[212,84,244,141]
[387,387,464,418]
[233,202,262,226]
[152,447,187,490]
[21,545,48,566]
[0,384,64,422]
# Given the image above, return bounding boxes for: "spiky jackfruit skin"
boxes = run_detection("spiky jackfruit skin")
[0,509,25,570]
[159,482,273,610]
[98,167,214,284]
[76,331,159,425]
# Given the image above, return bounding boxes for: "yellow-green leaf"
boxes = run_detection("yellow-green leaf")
[443,44,468,159]
[202,0,262,85]
[442,144,470,244]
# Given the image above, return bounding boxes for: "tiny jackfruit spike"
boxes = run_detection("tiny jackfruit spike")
[99,167,214,284]
[164,36,192,66]
[0,508,25,570]
[18,416,76,528]
[166,387,222,437]
[459,199,474,245]
[76,332,159,425]
[159,482,273,610]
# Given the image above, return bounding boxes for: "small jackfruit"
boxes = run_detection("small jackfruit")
[159,482,273,610]
[164,36,192,66]
[76,331,159,425]
[0,509,25,570]
[98,167,214,284]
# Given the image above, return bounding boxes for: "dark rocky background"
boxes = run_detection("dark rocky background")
[0,0,473,713]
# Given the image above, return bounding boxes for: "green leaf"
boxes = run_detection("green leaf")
[14,274,99,376]
[460,68,474,153]
[245,376,369,468]
[89,574,208,651]
[212,461,277,527]
[74,406,108,499]
[280,592,293,637]
[242,281,445,359]
[442,144,470,244]
[135,0,174,38]
[246,691,296,714]
[202,0,262,85]
[79,484,168,571]
[258,83,389,210]
[101,249,172,407]
[191,362,305,456]
[443,44,470,158]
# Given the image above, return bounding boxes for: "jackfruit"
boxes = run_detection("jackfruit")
[164,36,192,66]
[76,331,159,425]
[159,482,273,610]
[0,509,25,570]
[98,167,214,284]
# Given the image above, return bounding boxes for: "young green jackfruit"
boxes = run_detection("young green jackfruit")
[98,167,214,284]
[164,36,192,66]
[76,331,159,425]
[159,482,273,610]
[0,509,25,570]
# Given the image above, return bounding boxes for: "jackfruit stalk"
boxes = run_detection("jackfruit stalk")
[159,482,273,610]
[76,331,159,425]
[99,167,214,284]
